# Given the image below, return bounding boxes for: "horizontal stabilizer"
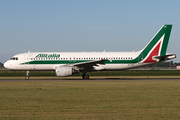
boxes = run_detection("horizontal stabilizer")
[153,54,176,61]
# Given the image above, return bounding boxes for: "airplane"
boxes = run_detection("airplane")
[4,25,176,80]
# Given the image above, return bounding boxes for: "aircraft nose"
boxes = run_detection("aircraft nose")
[4,61,10,69]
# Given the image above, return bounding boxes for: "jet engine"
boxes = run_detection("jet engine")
[55,66,73,77]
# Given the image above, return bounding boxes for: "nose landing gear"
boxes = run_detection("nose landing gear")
[25,71,29,80]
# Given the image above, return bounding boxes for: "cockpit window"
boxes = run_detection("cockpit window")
[10,57,18,60]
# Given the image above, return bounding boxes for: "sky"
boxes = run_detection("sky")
[0,0,180,63]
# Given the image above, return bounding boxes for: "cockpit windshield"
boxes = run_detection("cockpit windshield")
[10,57,18,60]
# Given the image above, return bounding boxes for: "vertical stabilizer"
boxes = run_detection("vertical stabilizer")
[139,25,172,63]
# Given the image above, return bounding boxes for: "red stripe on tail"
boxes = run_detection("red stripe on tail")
[143,42,161,63]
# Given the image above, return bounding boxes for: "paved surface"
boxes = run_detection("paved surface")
[0,78,180,82]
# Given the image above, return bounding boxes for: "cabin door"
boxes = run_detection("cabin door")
[24,54,29,64]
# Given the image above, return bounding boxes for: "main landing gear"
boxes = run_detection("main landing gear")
[82,73,89,79]
[25,71,29,80]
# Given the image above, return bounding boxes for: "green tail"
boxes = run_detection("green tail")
[139,25,172,63]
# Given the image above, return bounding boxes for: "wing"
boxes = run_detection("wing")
[69,59,108,71]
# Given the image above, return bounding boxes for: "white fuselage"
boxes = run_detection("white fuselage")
[4,51,151,71]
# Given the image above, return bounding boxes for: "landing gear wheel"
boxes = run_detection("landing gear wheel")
[82,74,89,79]
[25,76,29,80]
[84,75,89,79]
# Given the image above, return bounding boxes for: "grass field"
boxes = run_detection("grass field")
[0,80,180,119]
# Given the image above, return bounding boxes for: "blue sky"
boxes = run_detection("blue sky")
[0,0,180,63]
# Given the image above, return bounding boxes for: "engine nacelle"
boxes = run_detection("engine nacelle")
[55,66,73,77]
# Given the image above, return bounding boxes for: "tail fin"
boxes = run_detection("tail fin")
[140,25,172,63]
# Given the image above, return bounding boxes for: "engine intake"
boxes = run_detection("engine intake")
[55,66,73,77]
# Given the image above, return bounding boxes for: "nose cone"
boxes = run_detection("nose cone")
[4,61,11,69]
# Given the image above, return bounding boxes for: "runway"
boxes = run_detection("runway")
[0,78,180,82]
